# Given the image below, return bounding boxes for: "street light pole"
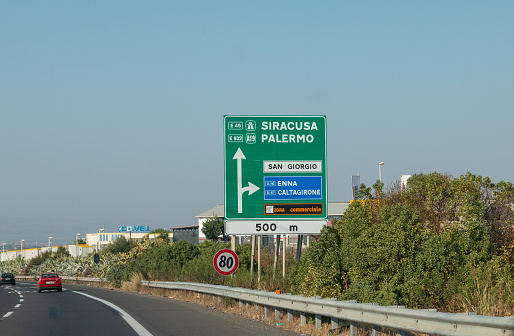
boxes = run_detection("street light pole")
[379,162,385,182]
[1,243,5,262]
[21,239,25,259]
[48,237,53,253]
[76,233,80,257]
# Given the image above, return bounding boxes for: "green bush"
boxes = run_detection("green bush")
[129,240,200,280]
[290,172,514,314]
[101,236,137,254]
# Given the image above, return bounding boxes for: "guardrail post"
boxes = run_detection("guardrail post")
[313,296,322,329]
[300,312,306,325]
[315,314,322,329]
[239,300,243,308]
[287,310,293,322]
[328,298,338,329]
[285,293,293,322]
[274,307,281,319]
[350,321,358,336]
[264,305,270,319]
[330,317,338,329]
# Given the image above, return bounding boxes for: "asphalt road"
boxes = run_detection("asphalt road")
[0,282,300,336]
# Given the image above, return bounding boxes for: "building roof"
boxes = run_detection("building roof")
[171,225,199,230]
[196,204,225,218]
[196,202,349,218]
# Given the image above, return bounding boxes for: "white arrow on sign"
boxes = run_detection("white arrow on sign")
[233,148,260,213]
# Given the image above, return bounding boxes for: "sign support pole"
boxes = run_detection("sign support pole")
[257,235,261,290]
[273,234,281,279]
[296,235,303,259]
[231,235,236,252]
[282,235,287,278]
[250,235,255,283]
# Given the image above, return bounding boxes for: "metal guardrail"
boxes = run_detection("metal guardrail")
[141,280,514,336]
[14,275,106,283]
[13,276,514,336]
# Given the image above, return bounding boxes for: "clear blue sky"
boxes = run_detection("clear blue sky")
[1,1,513,245]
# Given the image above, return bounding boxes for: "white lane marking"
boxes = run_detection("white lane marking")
[71,290,153,336]
[1,312,13,320]
[0,288,25,321]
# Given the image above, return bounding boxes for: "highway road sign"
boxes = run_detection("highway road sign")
[213,249,239,276]
[224,116,327,234]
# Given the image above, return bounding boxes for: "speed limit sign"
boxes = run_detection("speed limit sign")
[213,249,239,276]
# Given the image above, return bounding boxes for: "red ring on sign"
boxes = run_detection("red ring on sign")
[213,249,239,275]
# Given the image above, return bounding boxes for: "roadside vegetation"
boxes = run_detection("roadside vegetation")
[290,172,514,316]
[2,172,513,316]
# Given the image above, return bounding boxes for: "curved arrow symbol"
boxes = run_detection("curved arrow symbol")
[233,148,260,213]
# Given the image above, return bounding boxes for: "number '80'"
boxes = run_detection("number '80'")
[219,255,234,269]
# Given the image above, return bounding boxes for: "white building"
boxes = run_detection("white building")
[85,232,147,249]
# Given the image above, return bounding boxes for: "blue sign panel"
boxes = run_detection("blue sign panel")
[263,176,323,200]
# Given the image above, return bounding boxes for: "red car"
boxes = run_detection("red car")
[37,273,62,293]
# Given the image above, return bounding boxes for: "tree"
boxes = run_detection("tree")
[356,183,372,199]
[101,236,137,254]
[147,228,171,243]
[372,180,384,198]
[201,216,225,242]
[55,246,70,257]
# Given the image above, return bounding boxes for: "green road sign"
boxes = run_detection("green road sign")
[224,116,327,233]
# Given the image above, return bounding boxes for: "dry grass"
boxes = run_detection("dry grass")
[121,273,142,292]
[460,275,514,317]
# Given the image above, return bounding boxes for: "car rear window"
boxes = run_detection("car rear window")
[2,273,14,277]
[42,273,58,278]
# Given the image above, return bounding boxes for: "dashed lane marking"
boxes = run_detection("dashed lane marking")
[0,287,24,322]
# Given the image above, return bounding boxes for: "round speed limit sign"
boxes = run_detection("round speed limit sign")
[213,249,239,276]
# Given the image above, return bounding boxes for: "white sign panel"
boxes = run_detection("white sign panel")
[226,220,328,235]
[263,161,323,173]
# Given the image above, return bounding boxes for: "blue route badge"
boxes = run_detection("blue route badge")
[263,176,322,200]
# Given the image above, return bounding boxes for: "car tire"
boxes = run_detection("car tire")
[58,288,62,292]
[38,288,41,293]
